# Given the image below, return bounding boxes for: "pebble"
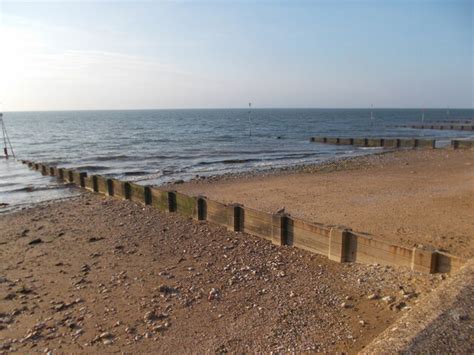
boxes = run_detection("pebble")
[382,295,395,303]
[208,288,220,301]
[99,332,113,339]
[144,310,157,322]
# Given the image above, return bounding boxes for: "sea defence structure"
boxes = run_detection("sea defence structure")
[21,159,466,274]
[451,139,474,150]
[310,137,436,149]
[406,123,474,131]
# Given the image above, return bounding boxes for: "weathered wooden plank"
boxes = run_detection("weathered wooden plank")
[415,139,435,149]
[95,175,108,195]
[366,138,383,147]
[398,139,415,148]
[38,163,49,176]
[338,138,353,145]
[353,138,367,147]
[150,188,170,212]
[348,232,413,268]
[435,251,465,273]
[452,140,474,149]
[129,183,148,205]
[383,138,399,148]
[206,199,228,226]
[62,168,74,183]
[71,171,87,187]
[111,179,130,200]
[411,248,436,273]
[84,175,96,192]
[287,218,330,256]
[175,192,196,218]
[242,207,275,241]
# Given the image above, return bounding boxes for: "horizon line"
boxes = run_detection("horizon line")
[4,106,474,114]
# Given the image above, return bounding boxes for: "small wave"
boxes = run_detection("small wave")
[196,158,260,166]
[0,182,17,188]
[122,171,149,176]
[94,155,132,161]
[74,165,109,172]
[222,158,257,164]
[6,185,69,193]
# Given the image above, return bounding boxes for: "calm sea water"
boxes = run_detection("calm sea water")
[1,108,473,212]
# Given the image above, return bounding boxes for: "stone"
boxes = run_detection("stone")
[158,284,176,294]
[144,311,157,323]
[208,288,220,301]
[125,327,136,334]
[382,295,395,303]
[99,332,113,339]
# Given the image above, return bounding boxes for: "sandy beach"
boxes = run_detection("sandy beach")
[172,149,474,258]
[2,0,473,352]
[1,149,473,353]
[0,194,442,353]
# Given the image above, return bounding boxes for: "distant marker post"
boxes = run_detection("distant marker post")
[248,102,252,137]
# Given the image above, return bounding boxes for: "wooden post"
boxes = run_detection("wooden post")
[124,182,131,200]
[168,191,177,212]
[226,204,243,232]
[328,227,351,262]
[144,186,152,205]
[196,196,207,221]
[411,248,436,273]
[271,213,288,246]
[106,179,114,196]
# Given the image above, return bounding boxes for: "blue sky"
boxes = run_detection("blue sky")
[0,0,472,110]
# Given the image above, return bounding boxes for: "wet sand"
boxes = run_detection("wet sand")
[173,149,474,258]
[0,194,441,353]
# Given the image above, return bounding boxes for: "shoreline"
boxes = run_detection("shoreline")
[168,150,393,186]
[1,148,473,352]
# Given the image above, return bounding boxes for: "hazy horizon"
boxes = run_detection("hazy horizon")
[3,106,474,114]
[1,0,472,111]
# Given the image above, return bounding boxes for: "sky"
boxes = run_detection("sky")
[0,0,472,111]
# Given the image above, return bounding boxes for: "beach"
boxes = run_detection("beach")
[0,194,442,353]
[172,149,474,258]
[1,148,473,353]
[2,0,473,352]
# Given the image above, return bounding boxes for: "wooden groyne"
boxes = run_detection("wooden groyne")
[451,140,474,150]
[405,124,474,131]
[21,160,466,274]
[310,137,436,149]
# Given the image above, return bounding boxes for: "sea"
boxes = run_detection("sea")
[1,108,473,212]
